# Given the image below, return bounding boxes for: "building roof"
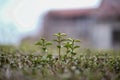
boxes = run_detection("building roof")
[46,0,120,19]
[96,0,120,18]
[47,9,95,18]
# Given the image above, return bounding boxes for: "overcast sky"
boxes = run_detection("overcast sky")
[0,0,102,44]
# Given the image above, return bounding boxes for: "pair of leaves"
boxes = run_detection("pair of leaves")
[53,39,66,43]
[35,38,52,53]
[64,42,80,50]
[67,38,80,42]
[35,39,52,46]
[53,32,66,37]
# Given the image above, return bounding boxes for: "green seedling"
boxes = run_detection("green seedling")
[35,38,52,54]
[63,42,71,60]
[65,38,80,57]
[53,32,66,59]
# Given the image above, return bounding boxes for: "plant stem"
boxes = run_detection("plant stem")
[58,37,61,60]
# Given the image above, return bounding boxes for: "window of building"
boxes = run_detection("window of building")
[112,29,120,47]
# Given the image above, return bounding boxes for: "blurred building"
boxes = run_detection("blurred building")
[41,0,120,49]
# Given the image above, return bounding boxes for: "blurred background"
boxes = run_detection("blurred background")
[0,0,120,49]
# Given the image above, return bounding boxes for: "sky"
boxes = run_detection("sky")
[0,0,102,45]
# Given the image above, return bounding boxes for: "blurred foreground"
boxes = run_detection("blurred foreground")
[0,45,120,80]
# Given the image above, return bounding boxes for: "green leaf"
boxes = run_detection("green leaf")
[61,33,67,36]
[53,33,58,36]
[46,42,52,46]
[64,42,72,48]
[67,38,73,41]
[75,39,80,42]
[47,54,52,59]
[53,32,66,36]
[61,39,66,42]
[71,52,76,55]
[35,42,42,45]
[42,48,47,52]
[41,38,45,40]
[57,45,62,48]
[74,46,80,49]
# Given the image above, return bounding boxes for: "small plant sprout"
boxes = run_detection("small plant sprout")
[63,42,71,59]
[35,38,52,54]
[53,32,67,59]
[65,38,80,57]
